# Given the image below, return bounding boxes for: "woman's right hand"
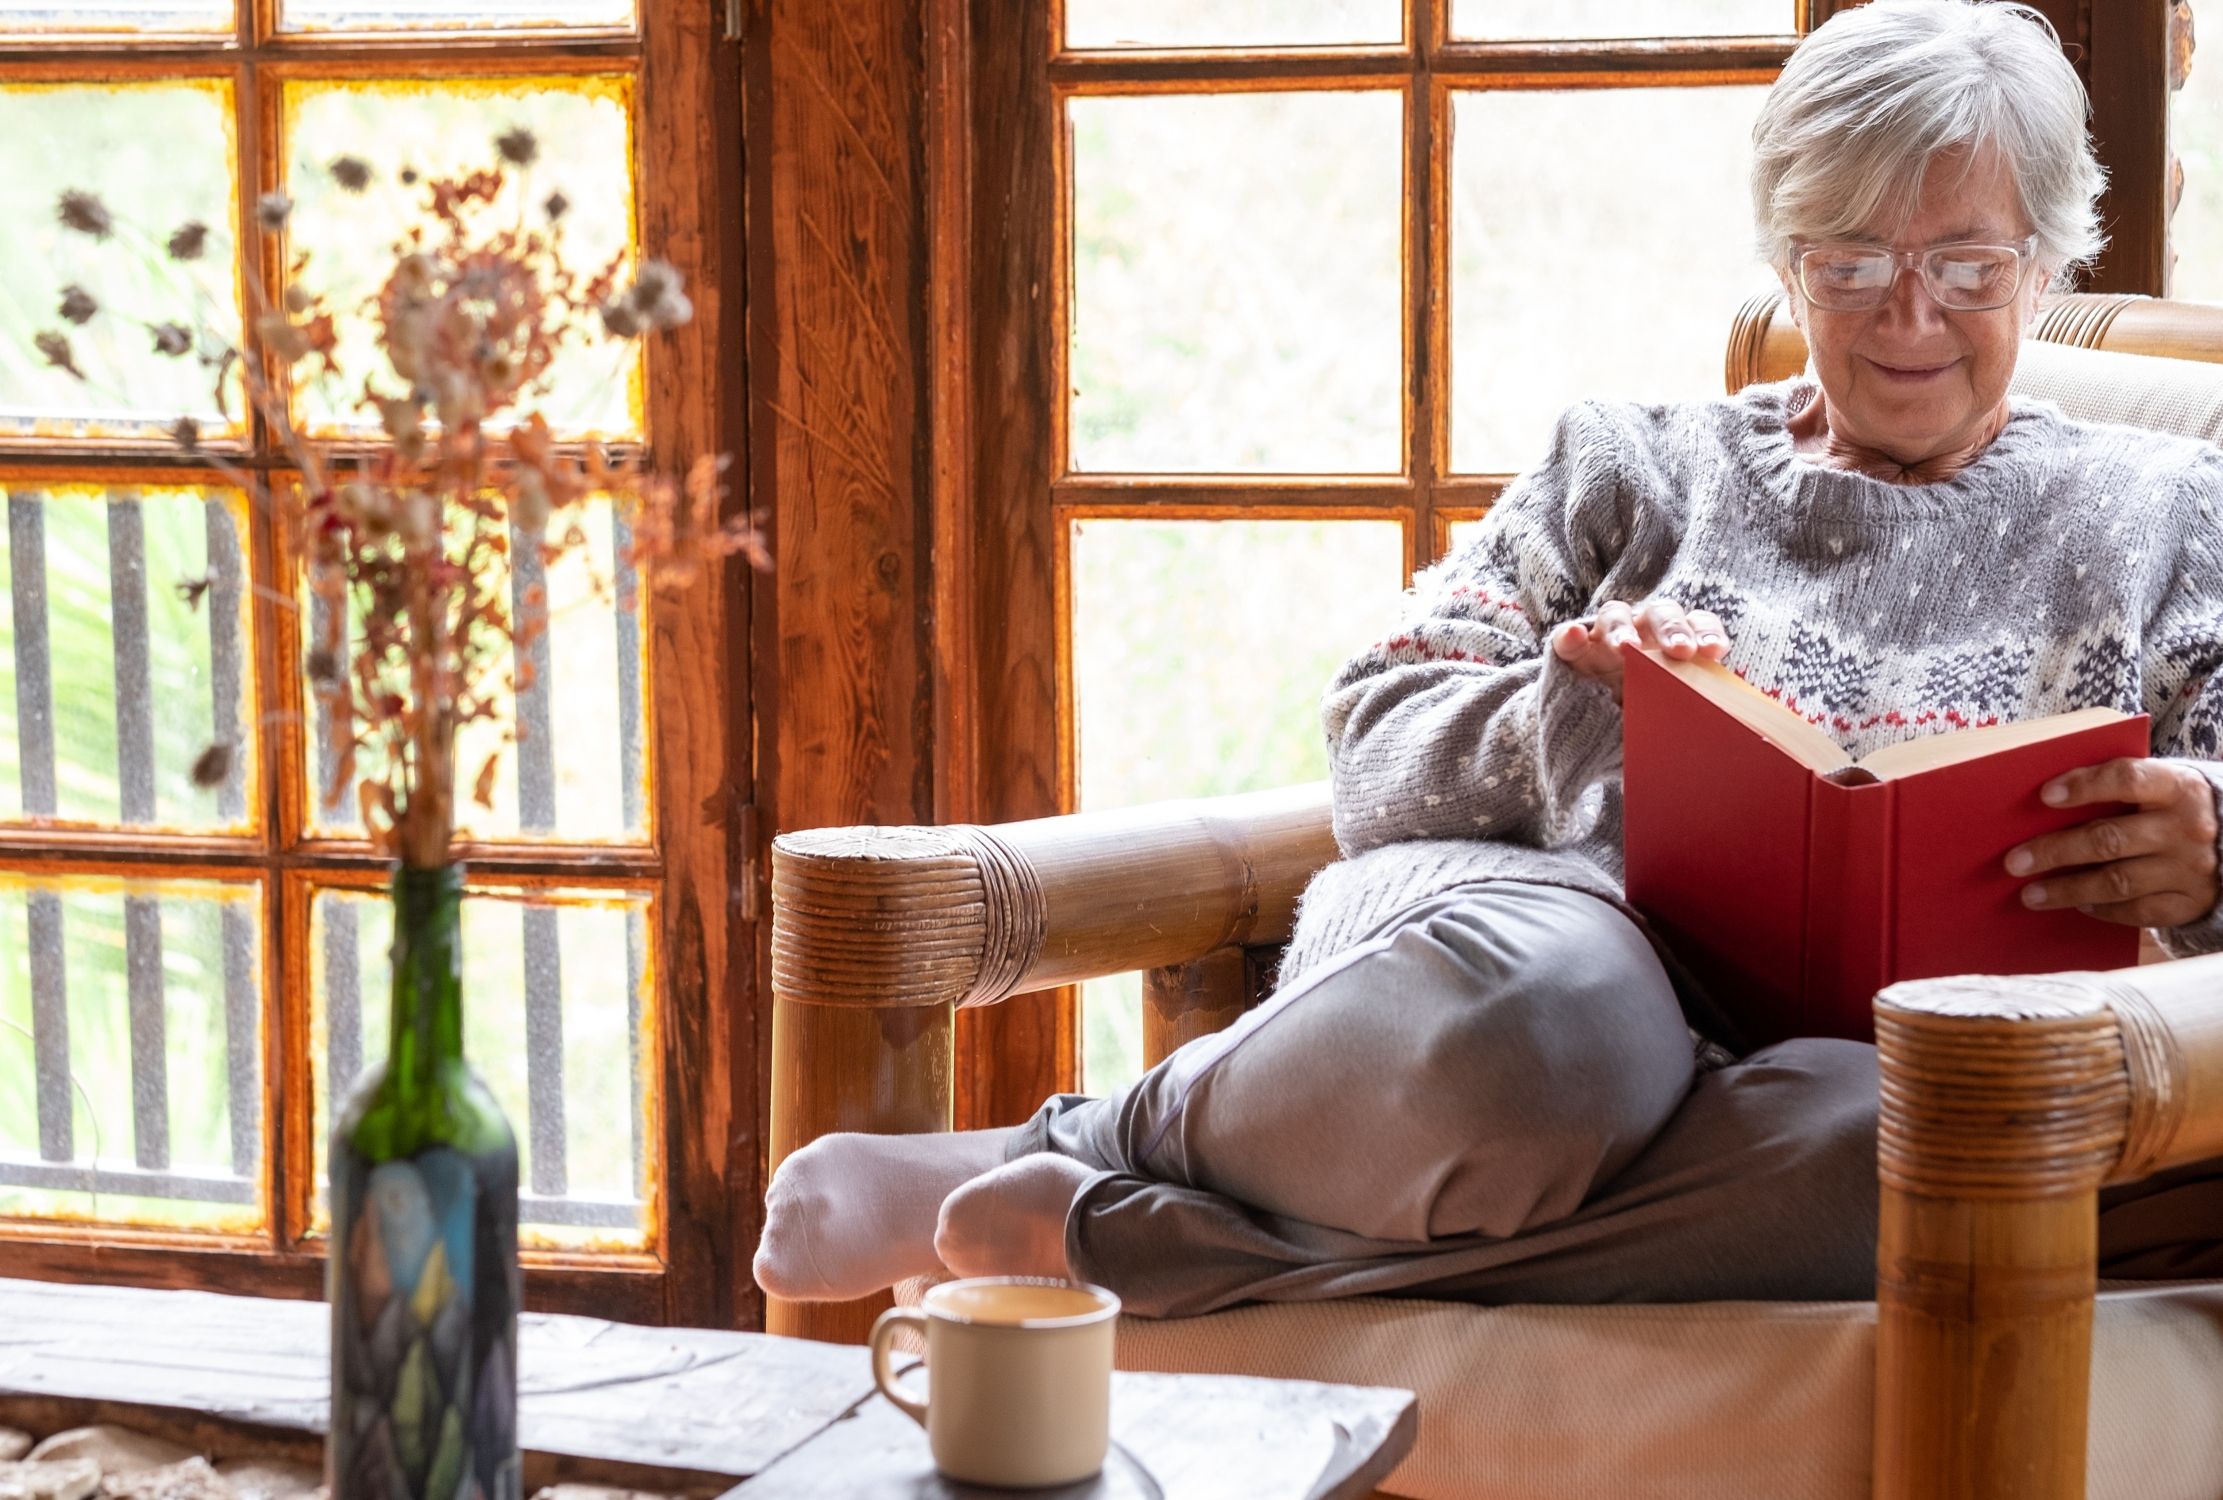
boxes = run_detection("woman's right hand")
[1550,598,1730,704]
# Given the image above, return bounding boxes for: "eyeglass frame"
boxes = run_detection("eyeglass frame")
[1786,233,2042,313]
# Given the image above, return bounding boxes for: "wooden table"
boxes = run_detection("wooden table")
[0,1279,1415,1499]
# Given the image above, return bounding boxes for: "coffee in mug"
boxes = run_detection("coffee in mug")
[870,1277,1121,1487]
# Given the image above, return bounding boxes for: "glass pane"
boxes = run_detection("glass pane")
[0,81,242,441]
[1451,0,1791,40]
[1070,92,1403,474]
[1449,86,1774,473]
[0,1,230,35]
[1071,517,1407,1093]
[283,77,640,439]
[305,495,648,845]
[0,485,257,832]
[2173,32,2223,301]
[0,872,264,1233]
[1067,0,1399,49]
[281,0,631,32]
[309,881,656,1252]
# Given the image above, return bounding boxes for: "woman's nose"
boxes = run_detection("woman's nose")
[1873,260,1952,334]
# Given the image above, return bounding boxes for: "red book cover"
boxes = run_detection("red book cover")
[1619,647,2145,1048]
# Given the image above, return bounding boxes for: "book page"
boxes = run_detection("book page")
[1855,707,2132,780]
[1636,652,1852,776]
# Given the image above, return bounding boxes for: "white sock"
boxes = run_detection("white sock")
[933,1153,1095,1283]
[753,1127,1019,1302]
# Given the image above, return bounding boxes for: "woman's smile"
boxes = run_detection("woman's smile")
[1862,354,1962,382]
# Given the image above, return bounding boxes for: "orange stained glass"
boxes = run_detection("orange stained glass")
[0,483,260,834]
[0,1,231,35]
[279,0,632,33]
[0,80,244,443]
[281,75,642,442]
[0,870,266,1235]
[306,880,659,1254]
[299,493,651,846]
[1065,0,1400,49]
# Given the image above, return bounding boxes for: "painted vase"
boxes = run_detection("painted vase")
[328,863,522,1500]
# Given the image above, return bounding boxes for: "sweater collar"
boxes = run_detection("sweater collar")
[1732,376,2068,526]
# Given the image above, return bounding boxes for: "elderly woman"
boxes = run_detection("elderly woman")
[755,0,2223,1315]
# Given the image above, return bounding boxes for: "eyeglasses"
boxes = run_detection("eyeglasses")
[1789,235,2039,312]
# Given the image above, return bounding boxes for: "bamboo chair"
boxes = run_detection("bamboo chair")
[763,293,2223,1500]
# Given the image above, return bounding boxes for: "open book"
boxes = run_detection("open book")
[1619,646,2147,1048]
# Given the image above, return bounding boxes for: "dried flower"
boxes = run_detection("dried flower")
[34,330,84,380]
[306,647,341,686]
[256,310,311,363]
[330,155,372,193]
[284,284,315,315]
[399,166,419,186]
[543,191,569,222]
[598,299,642,339]
[495,127,539,168]
[167,220,210,261]
[57,190,112,240]
[623,259,693,332]
[150,322,194,358]
[57,286,97,326]
[176,575,212,610]
[256,192,292,232]
[190,743,232,789]
[171,416,201,453]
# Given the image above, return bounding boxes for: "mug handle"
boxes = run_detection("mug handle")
[869,1307,931,1429]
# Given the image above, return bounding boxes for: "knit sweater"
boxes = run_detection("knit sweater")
[1280,378,2223,1038]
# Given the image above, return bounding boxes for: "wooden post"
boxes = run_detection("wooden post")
[1871,975,2130,1500]
[1143,946,1265,1071]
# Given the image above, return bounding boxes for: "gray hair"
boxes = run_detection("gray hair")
[1751,0,2106,285]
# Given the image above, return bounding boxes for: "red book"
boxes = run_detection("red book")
[1619,646,2147,1048]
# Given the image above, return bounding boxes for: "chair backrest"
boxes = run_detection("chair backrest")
[1723,291,2223,445]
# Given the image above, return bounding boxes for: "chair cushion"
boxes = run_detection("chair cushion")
[1105,1283,2223,1500]
[2014,337,2223,443]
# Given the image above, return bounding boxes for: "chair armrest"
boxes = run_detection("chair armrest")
[771,781,1335,1011]
[1869,953,2223,1500]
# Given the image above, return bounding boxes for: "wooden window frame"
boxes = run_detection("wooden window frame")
[0,1,758,1329]
[938,0,2182,1124]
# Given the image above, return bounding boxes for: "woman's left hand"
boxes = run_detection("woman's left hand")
[2005,758,2223,928]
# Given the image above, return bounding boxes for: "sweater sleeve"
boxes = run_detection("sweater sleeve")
[1323,401,1637,859]
[2144,447,2223,959]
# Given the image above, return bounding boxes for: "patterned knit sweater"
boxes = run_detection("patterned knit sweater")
[1280,378,2223,1039]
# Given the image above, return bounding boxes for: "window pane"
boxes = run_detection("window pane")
[1071,517,1407,1092]
[0,82,242,441]
[282,77,639,439]
[1066,0,1399,49]
[0,872,264,1233]
[0,485,257,832]
[2173,32,2223,301]
[1450,0,1790,40]
[1070,92,1403,474]
[280,0,631,32]
[309,881,656,1252]
[304,495,649,845]
[0,1,230,35]
[1449,86,1774,473]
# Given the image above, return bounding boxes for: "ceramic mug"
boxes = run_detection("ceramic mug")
[869,1276,1122,1487]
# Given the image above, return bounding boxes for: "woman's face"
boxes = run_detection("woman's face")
[1778,146,2052,465]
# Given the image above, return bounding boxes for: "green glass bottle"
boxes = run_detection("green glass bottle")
[328,864,522,1500]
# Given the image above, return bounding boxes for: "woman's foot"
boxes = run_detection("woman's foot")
[752,1127,1019,1301]
[934,1153,1097,1282]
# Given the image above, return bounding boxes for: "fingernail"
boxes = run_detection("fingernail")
[2023,883,2047,907]
[1664,631,1692,648]
[2042,783,2067,806]
[2006,850,2032,875]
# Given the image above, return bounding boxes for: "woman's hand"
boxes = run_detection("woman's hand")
[2005,759,2223,928]
[1549,598,1731,705]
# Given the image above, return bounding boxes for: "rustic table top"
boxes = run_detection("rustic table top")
[0,1278,1414,1500]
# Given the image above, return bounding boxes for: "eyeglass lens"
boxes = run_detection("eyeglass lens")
[1799,245,2023,311]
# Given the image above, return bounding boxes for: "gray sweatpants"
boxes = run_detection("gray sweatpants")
[1013,881,2223,1319]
